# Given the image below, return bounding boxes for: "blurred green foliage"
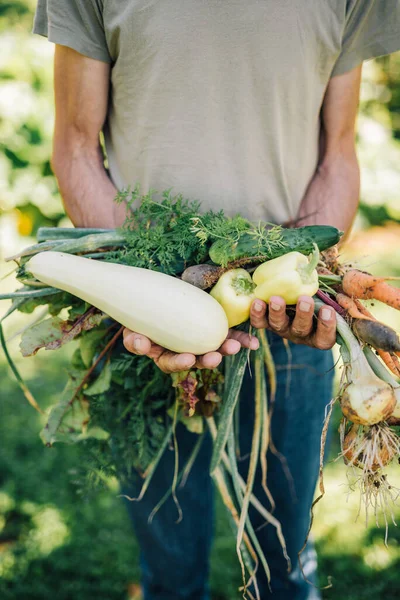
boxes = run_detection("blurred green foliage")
[0,0,64,241]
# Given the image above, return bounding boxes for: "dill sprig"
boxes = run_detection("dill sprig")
[246,222,285,255]
[190,213,251,245]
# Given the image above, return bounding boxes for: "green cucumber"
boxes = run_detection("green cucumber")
[209,225,342,266]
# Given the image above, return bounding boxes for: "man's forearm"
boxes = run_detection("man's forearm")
[52,143,127,229]
[297,148,360,234]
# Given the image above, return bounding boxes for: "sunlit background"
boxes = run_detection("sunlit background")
[1,2,400,599]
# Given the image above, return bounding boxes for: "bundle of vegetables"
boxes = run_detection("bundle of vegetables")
[1,186,400,596]
[313,253,400,543]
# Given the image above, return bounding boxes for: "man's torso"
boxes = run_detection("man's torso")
[78,1,349,221]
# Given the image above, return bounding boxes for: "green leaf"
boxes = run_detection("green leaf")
[40,364,110,446]
[68,302,90,320]
[180,414,204,434]
[60,398,90,431]
[20,317,67,357]
[19,310,104,357]
[40,368,87,446]
[48,426,110,445]
[84,362,112,396]
[80,328,109,368]
[71,348,86,370]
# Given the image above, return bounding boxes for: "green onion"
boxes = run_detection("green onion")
[210,347,249,475]
[37,227,113,242]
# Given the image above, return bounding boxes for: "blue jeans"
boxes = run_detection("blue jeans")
[121,334,335,600]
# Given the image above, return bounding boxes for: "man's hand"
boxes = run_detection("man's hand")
[250,296,336,350]
[123,329,259,373]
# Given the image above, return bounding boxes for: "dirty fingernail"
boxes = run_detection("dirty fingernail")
[299,301,311,312]
[270,302,281,311]
[178,354,195,369]
[254,300,264,312]
[251,338,260,350]
[321,308,332,321]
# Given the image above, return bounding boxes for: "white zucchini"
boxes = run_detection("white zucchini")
[26,252,229,354]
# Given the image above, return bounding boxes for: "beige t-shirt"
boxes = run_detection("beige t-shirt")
[34,1,400,223]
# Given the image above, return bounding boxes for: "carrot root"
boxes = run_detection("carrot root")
[336,293,373,321]
[342,270,400,310]
[376,349,400,378]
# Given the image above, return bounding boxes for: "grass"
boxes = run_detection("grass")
[0,346,241,600]
[1,346,400,600]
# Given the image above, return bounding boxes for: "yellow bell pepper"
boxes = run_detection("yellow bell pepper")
[210,268,255,327]
[253,245,319,305]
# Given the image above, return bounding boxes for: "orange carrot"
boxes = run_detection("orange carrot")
[376,349,400,378]
[342,269,400,310]
[352,299,377,320]
[335,292,400,373]
[336,293,373,320]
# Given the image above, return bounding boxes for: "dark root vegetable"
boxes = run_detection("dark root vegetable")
[352,318,400,353]
[181,264,222,289]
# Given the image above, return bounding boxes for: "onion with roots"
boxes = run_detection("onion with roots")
[342,424,398,472]
[340,421,400,535]
[341,377,395,426]
[387,387,400,426]
[362,347,400,427]
[328,308,396,425]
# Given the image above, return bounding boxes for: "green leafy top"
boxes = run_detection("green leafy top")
[111,186,255,274]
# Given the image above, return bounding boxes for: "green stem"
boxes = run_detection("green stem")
[118,424,173,503]
[55,232,125,254]
[0,287,60,301]
[147,433,208,525]
[235,351,263,579]
[37,227,114,242]
[210,347,249,475]
[258,347,275,511]
[5,240,68,262]
[171,399,183,523]
[211,465,259,596]
[0,298,30,322]
[364,346,399,386]
[315,298,362,361]
[318,282,339,295]
[0,322,43,414]
[0,267,18,281]
[302,243,320,278]
[208,417,290,570]
[179,431,205,488]
[318,274,342,284]
[227,426,271,587]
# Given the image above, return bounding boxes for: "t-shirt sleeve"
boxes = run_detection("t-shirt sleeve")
[331,0,400,77]
[33,0,111,63]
